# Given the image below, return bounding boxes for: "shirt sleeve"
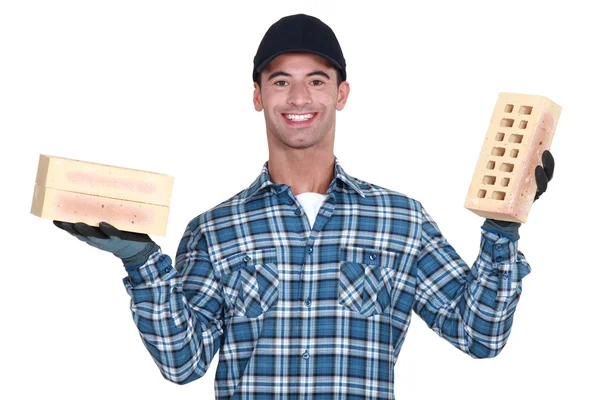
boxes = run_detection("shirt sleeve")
[412,202,532,358]
[122,220,225,383]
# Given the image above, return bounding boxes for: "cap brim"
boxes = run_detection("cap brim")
[255,49,344,79]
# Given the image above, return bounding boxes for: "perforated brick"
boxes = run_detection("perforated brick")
[464,93,561,223]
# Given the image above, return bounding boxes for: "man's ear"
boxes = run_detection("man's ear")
[336,81,350,111]
[253,82,263,111]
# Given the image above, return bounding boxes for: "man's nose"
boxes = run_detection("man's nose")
[287,83,312,107]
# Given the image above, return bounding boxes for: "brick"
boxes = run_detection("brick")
[464,93,561,223]
[31,155,174,235]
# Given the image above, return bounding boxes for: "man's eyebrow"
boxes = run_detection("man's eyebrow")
[267,71,291,81]
[307,71,330,80]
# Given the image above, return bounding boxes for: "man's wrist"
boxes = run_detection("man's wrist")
[481,218,521,241]
[121,242,160,269]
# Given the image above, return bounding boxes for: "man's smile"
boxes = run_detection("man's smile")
[282,112,318,126]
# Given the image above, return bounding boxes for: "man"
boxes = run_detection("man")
[55,14,555,399]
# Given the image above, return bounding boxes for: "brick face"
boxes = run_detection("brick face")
[464,93,561,223]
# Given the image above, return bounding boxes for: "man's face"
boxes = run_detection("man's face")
[253,52,350,150]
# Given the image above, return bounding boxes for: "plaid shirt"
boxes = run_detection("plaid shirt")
[123,156,531,400]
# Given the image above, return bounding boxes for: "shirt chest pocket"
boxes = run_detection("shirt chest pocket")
[338,246,400,317]
[215,248,279,318]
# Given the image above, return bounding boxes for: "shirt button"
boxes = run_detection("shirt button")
[495,244,503,251]
[243,255,251,262]
[294,208,302,216]
[304,299,312,307]
[503,272,509,279]
[164,266,172,273]
[369,254,377,261]
[307,247,313,254]
[302,351,309,360]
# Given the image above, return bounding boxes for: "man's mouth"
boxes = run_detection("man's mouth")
[283,113,317,122]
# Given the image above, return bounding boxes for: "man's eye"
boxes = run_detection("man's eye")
[310,80,324,86]
[274,81,288,87]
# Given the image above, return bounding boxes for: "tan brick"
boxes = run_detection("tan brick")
[464,93,561,223]
[31,154,174,235]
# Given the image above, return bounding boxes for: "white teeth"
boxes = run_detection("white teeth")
[285,113,314,121]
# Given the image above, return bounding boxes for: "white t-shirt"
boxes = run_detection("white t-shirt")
[296,192,328,229]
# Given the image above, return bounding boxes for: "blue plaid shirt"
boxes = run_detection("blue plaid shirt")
[123,156,531,399]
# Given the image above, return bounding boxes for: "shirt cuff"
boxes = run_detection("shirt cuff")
[479,230,532,301]
[122,249,177,289]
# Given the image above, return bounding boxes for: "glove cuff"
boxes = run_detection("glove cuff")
[481,219,521,241]
[121,242,160,269]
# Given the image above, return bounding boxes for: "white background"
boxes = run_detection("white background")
[1,0,597,399]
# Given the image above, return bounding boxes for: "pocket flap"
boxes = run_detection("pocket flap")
[340,245,400,269]
[214,247,278,278]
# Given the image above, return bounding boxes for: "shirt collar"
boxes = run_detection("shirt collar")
[241,155,366,203]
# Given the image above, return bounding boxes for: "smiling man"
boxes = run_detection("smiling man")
[55,13,555,400]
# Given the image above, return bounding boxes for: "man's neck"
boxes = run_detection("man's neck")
[267,151,335,196]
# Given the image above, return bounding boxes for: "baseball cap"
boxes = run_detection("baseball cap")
[252,14,346,83]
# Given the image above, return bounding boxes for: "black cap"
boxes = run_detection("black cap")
[253,14,346,83]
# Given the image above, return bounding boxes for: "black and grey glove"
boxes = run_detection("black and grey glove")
[54,221,160,268]
[482,150,555,241]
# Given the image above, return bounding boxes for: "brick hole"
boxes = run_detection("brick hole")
[500,163,514,172]
[505,104,514,113]
[487,160,496,169]
[492,147,506,156]
[495,132,505,141]
[510,149,519,158]
[477,189,487,198]
[509,134,523,143]
[482,175,496,185]
[501,178,510,187]
[492,191,506,200]
[500,118,514,127]
[519,120,528,129]
[519,105,533,115]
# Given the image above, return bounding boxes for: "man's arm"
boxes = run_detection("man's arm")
[122,220,225,384]
[412,204,531,358]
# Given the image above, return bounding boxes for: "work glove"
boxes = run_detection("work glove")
[54,221,160,268]
[482,150,555,241]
